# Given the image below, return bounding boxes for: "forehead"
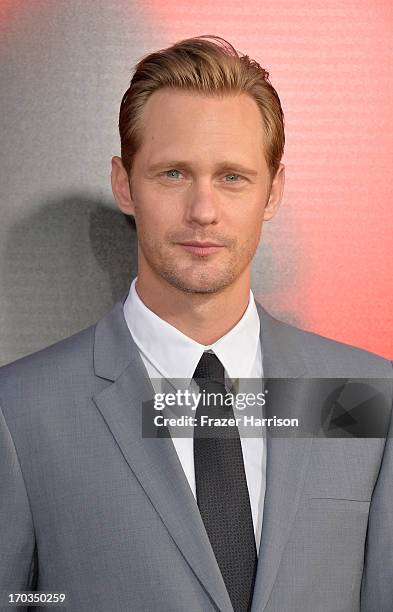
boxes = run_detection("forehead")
[136,88,266,165]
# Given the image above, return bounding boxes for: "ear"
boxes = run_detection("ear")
[263,163,285,221]
[111,156,135,216]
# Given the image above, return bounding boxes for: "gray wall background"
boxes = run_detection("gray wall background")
[0,1,308,366]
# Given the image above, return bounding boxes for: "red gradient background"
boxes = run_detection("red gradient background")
[140,0,393,359]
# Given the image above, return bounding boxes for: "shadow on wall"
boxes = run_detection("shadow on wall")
[1,193,137,365]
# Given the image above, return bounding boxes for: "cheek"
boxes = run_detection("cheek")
[134,199,159,226]
[136,194,181,230]
[134,205,172,246]
[236,205,264,238]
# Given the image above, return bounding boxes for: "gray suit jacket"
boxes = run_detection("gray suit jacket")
[0,296,392,612]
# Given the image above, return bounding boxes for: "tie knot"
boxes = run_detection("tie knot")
[193,352,225,385]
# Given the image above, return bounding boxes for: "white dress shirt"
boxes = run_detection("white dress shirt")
[123,277,266,553]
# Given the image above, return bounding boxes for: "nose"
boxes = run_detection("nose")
[184,180,220,226]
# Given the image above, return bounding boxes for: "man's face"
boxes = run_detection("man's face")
[113,88,284,294]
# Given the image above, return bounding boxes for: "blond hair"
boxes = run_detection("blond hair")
[119,35,285,180]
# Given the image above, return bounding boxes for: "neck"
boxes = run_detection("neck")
[135,270,251,346]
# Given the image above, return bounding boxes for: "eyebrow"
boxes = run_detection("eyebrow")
[146,160,259,176]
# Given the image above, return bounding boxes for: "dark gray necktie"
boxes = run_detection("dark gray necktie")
[193,352,257,612]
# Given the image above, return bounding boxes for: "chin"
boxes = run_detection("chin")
[160,269,237,294]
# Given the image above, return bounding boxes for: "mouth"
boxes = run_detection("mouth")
[177,241,225,256]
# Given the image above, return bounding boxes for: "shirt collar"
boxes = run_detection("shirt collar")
[123,277,260,383]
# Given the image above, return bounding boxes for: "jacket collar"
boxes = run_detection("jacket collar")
[94,292,308,382]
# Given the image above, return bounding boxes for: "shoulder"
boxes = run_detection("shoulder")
[0,323,97,404]
[256,302,392,377]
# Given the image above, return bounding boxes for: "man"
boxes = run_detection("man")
[0,35,392,612]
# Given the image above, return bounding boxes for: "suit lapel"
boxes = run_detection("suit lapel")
[92,297,233,612]
[251,304,313,611]
[92,296,323,612]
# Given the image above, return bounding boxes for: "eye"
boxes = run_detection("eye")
[163,169,183,179]
[224,173,242,183]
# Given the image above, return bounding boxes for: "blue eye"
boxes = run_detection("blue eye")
[165,169,182,179]
[225,174,241,182]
